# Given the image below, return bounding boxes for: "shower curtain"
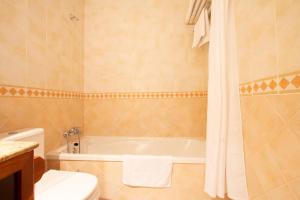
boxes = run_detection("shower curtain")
[204,0,248,199]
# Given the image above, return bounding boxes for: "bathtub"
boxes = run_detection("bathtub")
[47,136,205,164]
[47,136,209,200]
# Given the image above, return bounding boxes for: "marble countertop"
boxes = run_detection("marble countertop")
[0,141,39,163]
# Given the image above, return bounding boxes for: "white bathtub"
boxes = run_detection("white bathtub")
[47,136,206,164]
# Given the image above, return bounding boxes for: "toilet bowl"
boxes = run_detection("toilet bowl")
[0,128,100,200]
[35,170,99,200]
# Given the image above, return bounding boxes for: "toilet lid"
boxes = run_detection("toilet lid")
[35,170,99,200]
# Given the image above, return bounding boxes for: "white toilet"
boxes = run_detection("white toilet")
[0,128,100,200]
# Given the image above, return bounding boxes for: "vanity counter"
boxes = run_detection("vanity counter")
[0,141,38,163]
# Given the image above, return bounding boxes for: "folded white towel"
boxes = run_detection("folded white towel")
[192,7,210,48]
[122,155,173,188]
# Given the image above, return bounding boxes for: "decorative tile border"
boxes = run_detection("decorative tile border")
[278,71,300,94]
[239,81,253,96]
[240,71,300,96]
[1,71,299,99]
[0,85,207,99]
[83,91,207,99]
[0,85,82,99]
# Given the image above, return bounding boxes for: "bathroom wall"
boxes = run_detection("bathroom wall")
[83,0,208,137]
[0,0,84,152]
[0,0,208,152]
[235,0,300,199]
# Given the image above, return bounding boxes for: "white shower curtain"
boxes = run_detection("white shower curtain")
[204,0,248,199]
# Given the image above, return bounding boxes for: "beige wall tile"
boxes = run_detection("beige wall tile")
[241,95,285,155]
[235,0,277,83]
[245,158,264,198]
[252,195,269,200]
[83,0,208,140]
[0,97,83,152]
[84,97,207,138]
[0,0,27,86]
[0,0,84,153]
[266,185,295,200]
[266,94,300,138]
[26,41,47,88]
[249,145,285,192]
[276,0,300,74]
[269,128,300,181]
[0,0,84,91]
[84,0,208,92]
[235,0,300,83]
[289,177,300,199]
[24,0,49,88]
[242,94,300,198]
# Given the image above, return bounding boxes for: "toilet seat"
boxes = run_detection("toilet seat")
[35,170,100,200]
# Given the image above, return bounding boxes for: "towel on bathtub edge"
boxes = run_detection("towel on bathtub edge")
[122,155,173,188]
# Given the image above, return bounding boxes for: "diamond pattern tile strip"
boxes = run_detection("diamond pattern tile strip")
[9,88,16,95]
[253,83,259,92]
[34,90,39,96]
[279,78,289,89]
[247,85,252,93]
[27,90,33,96]
[18,89,25,95]
[241,86,246,93]
[269,80,277,90]
[0,87,8,95]
[261,82,267,91]
[0,73,299,99]
[291,75,300,88]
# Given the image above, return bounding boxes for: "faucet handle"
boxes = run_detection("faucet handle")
[72,127,81,135]
[63,127,81,138]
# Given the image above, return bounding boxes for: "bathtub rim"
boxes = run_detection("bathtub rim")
[47,136,206,164]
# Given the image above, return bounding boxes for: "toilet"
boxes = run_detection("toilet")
[0,128,100,200]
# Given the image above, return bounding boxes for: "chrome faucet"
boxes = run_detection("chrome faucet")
[64,127,81,153]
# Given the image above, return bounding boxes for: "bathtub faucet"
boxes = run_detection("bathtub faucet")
[64,127,81,153]
[63,127,81,138]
